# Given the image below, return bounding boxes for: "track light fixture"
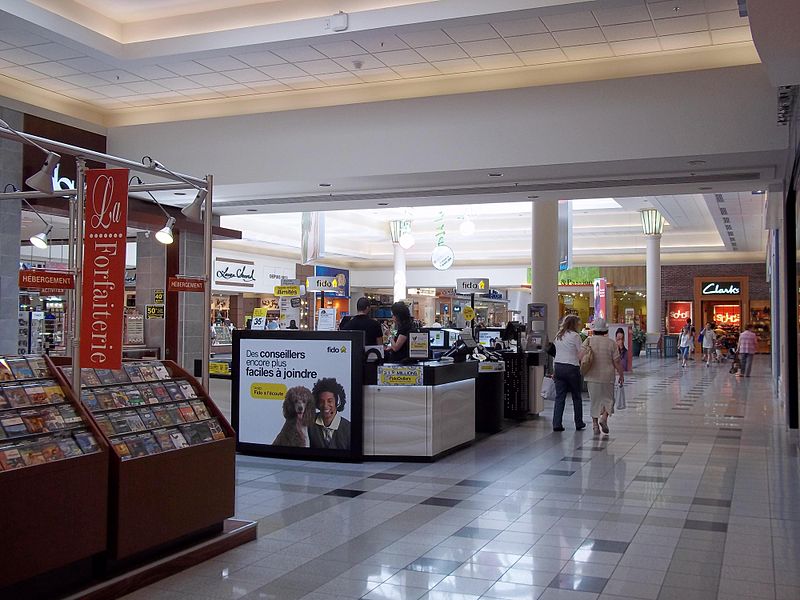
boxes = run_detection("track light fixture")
[5,184,54,249]
[130,175,175,245]
[0,119,61,194]
[141,156,207,223]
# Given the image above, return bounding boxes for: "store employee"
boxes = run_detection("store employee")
[341,297,383,345]
[386,301,412,361]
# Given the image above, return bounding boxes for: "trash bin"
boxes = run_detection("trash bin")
[663,334,678,358]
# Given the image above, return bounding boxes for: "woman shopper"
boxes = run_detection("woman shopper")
[702,322,717,367]
[678,324,693,367]
[386,301,413,362]
[583,319,624,435]
[552,315,586,432]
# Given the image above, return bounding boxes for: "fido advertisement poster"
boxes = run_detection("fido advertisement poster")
[233,330,363,459]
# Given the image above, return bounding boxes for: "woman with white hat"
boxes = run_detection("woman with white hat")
[582,318,624,435]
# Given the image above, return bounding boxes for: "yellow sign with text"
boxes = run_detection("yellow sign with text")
[250,382,286,400]
[274,285,301,297]
[463,306,476,321]
[145,304,165,319]
[209,361,231,375]
[252,307,268,318]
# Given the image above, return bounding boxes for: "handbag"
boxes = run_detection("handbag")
[580,339,594,375]
[615,383,626,410]
[541,376,556,401]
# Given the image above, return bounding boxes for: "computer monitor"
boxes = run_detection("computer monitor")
[478,330,494,347]
[429,329,446,349]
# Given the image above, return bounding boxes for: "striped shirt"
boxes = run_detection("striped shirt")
[737,330,757,354]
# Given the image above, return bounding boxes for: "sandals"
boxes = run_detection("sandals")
[593,424,601,435]
[599,418,609,434]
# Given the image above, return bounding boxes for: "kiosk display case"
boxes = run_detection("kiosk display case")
[0,354,108,590]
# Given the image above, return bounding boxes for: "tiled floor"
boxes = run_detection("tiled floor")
[121,356,800,600]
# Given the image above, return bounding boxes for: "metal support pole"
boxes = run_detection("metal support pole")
[202,174,213,392]
[72,159,85,392]
[471,293,475,337]
[65,193,75,351]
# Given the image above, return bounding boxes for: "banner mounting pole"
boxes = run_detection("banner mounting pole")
[72,158,85,393]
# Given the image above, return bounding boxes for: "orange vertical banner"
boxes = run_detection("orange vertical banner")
[81,168,129,369]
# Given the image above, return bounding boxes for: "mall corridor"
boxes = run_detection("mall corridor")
[120,356,797,600]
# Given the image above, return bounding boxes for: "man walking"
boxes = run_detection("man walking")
[737,324,758,377]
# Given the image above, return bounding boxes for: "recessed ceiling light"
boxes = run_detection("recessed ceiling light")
[488,172,503,177]
[246,209,257,212]
[174,192,187,196]
[688,160,706,166]
[752,190,765,194]
[377,202,388,206]
[527,195,539,199]
[699,186,713,191]
[319,183,331,187]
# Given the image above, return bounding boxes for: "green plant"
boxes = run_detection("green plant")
[632,327,647,345]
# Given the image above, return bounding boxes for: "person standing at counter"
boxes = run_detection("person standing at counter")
[552,315,586,432]
[309,378,351,450]
[341,297,383,345]
[386,301,412,362]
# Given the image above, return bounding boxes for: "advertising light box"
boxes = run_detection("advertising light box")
[233,330,363,460]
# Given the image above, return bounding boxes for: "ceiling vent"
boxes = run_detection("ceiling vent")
[715,194,726,203]
[720,207,728,215]
[778,86,797,126]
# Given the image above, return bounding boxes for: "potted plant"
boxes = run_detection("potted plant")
[632,327,646,357]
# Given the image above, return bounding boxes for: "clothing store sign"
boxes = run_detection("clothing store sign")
[81,168,128,370]
[215,258,256,287]
[666,301,692,334]
[701,281,741,295]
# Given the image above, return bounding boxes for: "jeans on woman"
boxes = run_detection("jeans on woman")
[553,362,584,428]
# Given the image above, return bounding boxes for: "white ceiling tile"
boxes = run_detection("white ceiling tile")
[0,57,12,69]
[391,63,440,78]
[233,50,286,67]
[505,33,558,52]
[397,29,453,48]
[316,72,361,85]
[62,87,106,101]
[29,61,80,77]
[472,53,524,69]
[647,0,706,19]
[152,76,203,91]
[0,29,51,47]
[708,10,749,29]
[94,84,138,98]
[60,73,108,87]
[60,57,113,72]
[373,48,425,66]
[297,59,347,75]
[705,0,739,10]
[280,76,326,90]
[124,80,170,94]
[552,27,607,47]
[194,56,250,71]
[593,2,651,26]
[175,89,224,100]
[125,65,175,79]
[94,69,143,84]
[541,11,598,32]
[27,43,84,61]
[355,68,402,82]
[223,68,275,83]
[491,17,547,37]
[245,80,290,93]
[0,65,48,80]
[460,38,513,57]
[517,48,568,65]
[415,44,468,61]
[710,26,752,44]
[431,58,481,74]
[659,31,712,50]
[611,38,662,55]
[561,43,614,60]
[92,98,133,108]
[259,63,309,78]
[35,77,79,91]
[653,14,709,36]
[443,24,500,43]
[185,72,236,87]
[0,47,48,65]
[0,41,11,51]
[210,85,253,97]
[350,34,408,53]
[272,46,327,62]
[311,40,365,58]
[602,21,657,42]
[334,54,386,71]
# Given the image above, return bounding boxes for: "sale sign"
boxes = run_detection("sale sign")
[80,168,128,370]
[713,304,741,327]
[667,301,693,334]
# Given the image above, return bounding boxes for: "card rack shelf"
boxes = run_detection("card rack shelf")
[56,358,236,561]
[0,354,109,590]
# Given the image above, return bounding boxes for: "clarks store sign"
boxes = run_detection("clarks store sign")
[215,258,256,287]
[701,281,741,296]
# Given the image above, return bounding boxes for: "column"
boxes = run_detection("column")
[531,200,559,339]
[646,234,662,333]
[0,107,22,354]
[393,243,406,302]
[135,231,167,355]
[177,231,205,371]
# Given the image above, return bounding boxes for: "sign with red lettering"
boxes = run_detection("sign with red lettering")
[713,304,741,327]
[168,276,206,293]
[19,269,75,291]
[667,301,693,334]
[80,168,128,370]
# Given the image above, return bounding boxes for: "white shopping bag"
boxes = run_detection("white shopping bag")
[541,376,556,402]
[615,383,627,410]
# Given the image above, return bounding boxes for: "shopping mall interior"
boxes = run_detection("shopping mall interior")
[1,1,800,599]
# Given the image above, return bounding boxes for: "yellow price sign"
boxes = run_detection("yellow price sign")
[209,361,230,375]
[274,285,300,297]
[463,306,476,321]
[252,307,268,318]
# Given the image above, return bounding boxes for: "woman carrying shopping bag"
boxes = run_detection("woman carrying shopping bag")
[582,318,624,435]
